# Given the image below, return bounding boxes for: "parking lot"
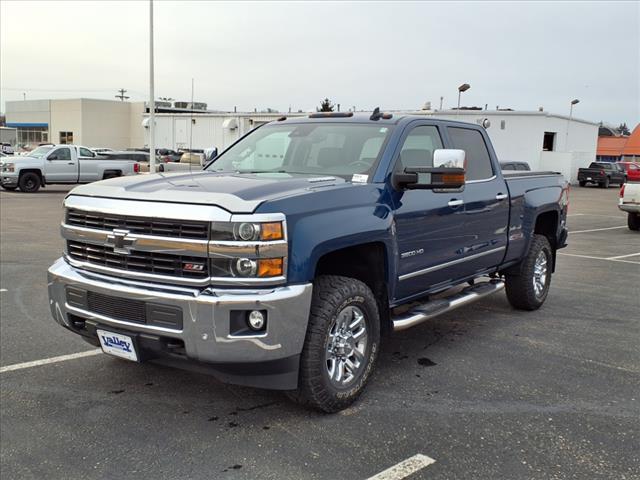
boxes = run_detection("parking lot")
[0,185,638,479]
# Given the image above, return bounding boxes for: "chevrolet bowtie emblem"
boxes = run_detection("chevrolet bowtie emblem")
[106,229,136,255]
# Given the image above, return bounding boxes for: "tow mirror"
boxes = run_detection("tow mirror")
[393,149,466,190]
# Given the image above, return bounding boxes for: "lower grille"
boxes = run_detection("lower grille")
[67,240,208,279]
[87,291,146,323]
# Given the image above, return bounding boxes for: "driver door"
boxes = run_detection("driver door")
[45,146,77,183]
[391,124,468,301]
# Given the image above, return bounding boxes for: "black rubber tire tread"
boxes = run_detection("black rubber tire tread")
[288,275,380,413]
[578,181,586,187]
[505,234,552,311]
[601,177,610,188]
[628,213,640,231]
[1,185,17,191]
[18,172,41,193]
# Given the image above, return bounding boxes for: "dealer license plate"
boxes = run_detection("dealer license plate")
[587,177,592,180]
[97,329,138,361]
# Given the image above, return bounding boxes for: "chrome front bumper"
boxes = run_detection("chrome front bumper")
[47,258,313,366]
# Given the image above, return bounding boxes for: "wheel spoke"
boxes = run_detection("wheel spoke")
[349,310,364,330]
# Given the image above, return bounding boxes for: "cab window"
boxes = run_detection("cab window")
[49,147,72,161]
[397,126,443,171]
[448,127,494,181]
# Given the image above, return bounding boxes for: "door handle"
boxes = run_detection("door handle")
[67,162,74,165]
[448,199,464,208]
[495,193,508,200]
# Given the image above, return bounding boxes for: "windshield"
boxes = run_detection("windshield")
[206,123,393,179]
[27,146,54,158]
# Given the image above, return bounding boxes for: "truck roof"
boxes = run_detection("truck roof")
[272,112,483,129]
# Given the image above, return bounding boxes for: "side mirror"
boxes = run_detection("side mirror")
[204,147,218,162]
[47,154,57,161]
[393,149,466,190]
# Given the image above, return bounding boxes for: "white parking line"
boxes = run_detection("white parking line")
[607,252,640,260]
[367,454,436,480]
[0,349,102,374]
[568,213,626,218]
[0,289,7,292]
[558,252,640,264]
[569,226,627,234]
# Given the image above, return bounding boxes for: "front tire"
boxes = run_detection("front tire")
[18,172,41,193]
[628,212,640,231]
[289,275,380,413]
[505,234,553,311]
[601,177,610,188]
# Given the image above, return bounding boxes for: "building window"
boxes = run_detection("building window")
[543,132,556,151]
[17,128,48,146]
[60,131,74,144]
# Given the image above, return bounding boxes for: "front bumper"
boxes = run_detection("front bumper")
[47,258,313,389]
[1,173,18,187]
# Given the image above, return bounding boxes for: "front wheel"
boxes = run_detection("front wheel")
[505,234,553,311]
[288,275,380,412]
[628,212,640,231]
[18,172,41,193]
[601,177,610,188]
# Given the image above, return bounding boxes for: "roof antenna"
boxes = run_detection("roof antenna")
[189,77,194,179]
[370,107,381,121]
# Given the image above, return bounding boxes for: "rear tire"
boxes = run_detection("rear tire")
[288,275,380,413]
[18,172,41,193]
[505,234,553,311]
[578,181,586,187]
[628,212,640,231]
[601,177,610,188]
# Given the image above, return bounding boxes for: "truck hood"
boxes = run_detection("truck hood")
[68,171,349,213]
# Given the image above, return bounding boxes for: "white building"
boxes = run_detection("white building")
[5,99,145,149]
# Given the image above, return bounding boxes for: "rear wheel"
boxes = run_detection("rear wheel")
[578,181,586,187]
[601,177,610,188]
[288,275,380,412]
[628,212,640,231]
[505,234,553,310]
[18,172,41,193]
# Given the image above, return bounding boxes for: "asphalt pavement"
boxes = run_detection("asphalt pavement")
[1,184,638,479]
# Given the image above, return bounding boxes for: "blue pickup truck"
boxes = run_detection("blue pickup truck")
[48,111,569,412]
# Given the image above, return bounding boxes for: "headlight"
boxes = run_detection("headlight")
[209,218,287,281]
[212,221,284,241]
[2,163,15,172]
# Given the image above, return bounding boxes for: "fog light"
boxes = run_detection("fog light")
[247,310,266,331]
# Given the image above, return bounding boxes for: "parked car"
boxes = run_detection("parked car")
[617,161,640,182]
[619,183,640,230]
[103,150,152,172]
[0,144,140,193]
[158,148,182,162]
[500,161,531,171]
[158,150,209,172]
[1,143,14,155]
[577,162,626,188]
[48,113,569,412]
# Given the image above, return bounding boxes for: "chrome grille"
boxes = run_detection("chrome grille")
[67,240,208,279]
[66,209,209,240]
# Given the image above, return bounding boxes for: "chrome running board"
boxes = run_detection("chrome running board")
[392,280,505,332]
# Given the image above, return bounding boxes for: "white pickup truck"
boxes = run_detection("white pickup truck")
[619,182,640,230]
[0,145,140,193]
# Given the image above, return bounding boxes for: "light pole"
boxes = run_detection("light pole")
[565,99,579,150]
[148,0,156,173]
[457,83,470,117]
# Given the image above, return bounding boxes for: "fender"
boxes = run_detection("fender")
[286,203,395,288]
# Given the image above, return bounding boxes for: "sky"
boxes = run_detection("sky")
[1,1,638,127]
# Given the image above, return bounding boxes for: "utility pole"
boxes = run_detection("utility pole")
[115,88,130,101]
[148,0,156,173]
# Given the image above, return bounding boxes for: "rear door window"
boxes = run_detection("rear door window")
[448,127,494,181]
